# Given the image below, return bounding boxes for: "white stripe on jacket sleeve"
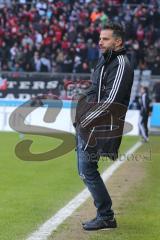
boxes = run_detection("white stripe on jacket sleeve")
[81,55,125,128]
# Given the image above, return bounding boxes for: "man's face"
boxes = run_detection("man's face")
[140,87,145,94]
[99,29,119,53]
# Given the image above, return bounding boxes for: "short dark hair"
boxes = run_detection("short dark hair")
[102,22,125,43]
[141,85,149,93]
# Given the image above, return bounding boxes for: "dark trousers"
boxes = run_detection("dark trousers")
[76,128,114,220]
[139,114,149,141]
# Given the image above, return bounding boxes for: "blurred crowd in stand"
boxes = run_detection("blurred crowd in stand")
[0,0,160,75]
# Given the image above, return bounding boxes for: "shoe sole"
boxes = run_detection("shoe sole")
[83,227,117,231]
[100,227,117,231]
[83,228,116,232]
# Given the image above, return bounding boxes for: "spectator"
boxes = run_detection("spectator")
[81,61,90,73]
[1,62,10,71]
[10,43,19,62]
[152,56,160,75]
[73,55,82,73]
[0,1,159,73]
[36,0,47,17]
[100,11,109,27]
[153,82,160,102]
[56,49,64,71]
[62,54,73,73]
[145,45,158,69]
[87,42,99,69]
[34,30,43,45]
[40,53,51,72]
[11,62,23,72]
[22,33,34,48]
[33,51,41,72]
[19,0,26,4]
[90,8,102,22]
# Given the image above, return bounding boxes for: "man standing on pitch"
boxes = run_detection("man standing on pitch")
[74,22,134,231]
[139,86,150,142]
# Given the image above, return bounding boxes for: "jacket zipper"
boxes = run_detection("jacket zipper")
[84,65,105,151]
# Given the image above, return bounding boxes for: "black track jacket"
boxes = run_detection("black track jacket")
[75,48,134,160]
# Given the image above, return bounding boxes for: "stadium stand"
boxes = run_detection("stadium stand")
[0,0,160,74]
[0,0,160,101]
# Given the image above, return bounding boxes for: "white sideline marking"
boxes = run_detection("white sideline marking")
[26,141,142,240]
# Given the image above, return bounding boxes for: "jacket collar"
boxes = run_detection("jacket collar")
[103,48,126,63]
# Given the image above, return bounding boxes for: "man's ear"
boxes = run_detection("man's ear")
[115,38,122,47]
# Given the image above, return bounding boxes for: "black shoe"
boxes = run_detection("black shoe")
[82,217,97,226]
[83,217,117,231]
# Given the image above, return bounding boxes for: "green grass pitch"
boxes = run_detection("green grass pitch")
[1,132,158,240]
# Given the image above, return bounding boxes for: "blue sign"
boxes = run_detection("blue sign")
[150,103,160,127]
